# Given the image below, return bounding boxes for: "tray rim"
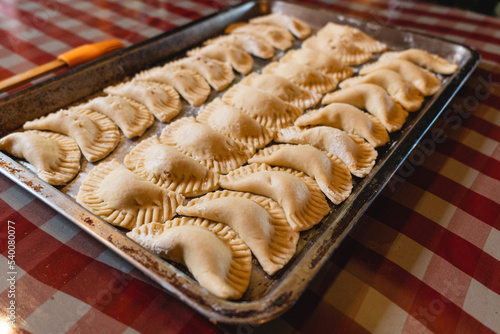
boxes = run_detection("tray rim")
[0,0,481,325]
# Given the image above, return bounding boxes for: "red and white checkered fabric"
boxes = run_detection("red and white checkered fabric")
[0,0,499,333]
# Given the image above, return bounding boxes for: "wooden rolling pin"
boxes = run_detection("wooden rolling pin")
[0,39,125,94]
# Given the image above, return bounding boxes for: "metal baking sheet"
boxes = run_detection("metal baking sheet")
[0,0,480,324]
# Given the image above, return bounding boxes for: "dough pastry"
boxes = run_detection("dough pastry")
[104,80,182,123]
[177,190,299,275]
[322,83,408,133]
[359,59,442,96]
[76,159,184,230]
[220,163,330,231]
[222,85,302,130]
[127,217,252,300]
[302,35,372,65]
[196,98,274,151]
[339,69,424,112]
[226,22,294,50]
[316,22,387,53]
[135,66,210,106]
[167,55,235,91]
[279,48,354,81]
[205,34,274,59]
[187,43,254,74]
[249,12,311,39]
[160,117,252,174]
[0,130,80,186]
[23,109,120,162]
[276,126,377,178]
[262,62,338,94]
[378,49,458,75]
[124,136,219,197]
[239,73,322,111]
[74,95,154,138]
[249,144,352,204]
[295,103,390,147]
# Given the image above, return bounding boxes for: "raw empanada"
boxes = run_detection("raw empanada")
[262,62,338,94]
[322,83,408,133]
[76,159,184,230]
[104,80,182,123]
[378,49,458,75]
[239,73,322,111]
[196,98,274,151]
[222,85,302,130]
[249,144,352,204]
[124,136,219,197]
[220,163,330,231]
[295,103,390,147]
[0,130,80,186]
[276,126,377,178]
[226,22,294,50]
[339,69,424,112]
[135,66,210,106]
[167,55,235,91]
[177,190,299,275]
[302,35,372,65]
[23,109,120,162]
[316,22,387,53]
[187,43,254,74]
[160,117,252,174]
[205,34,274,59]
[127,217,252,300]
[74,95,154,138]
[249,12,311,39]
[279,48,354,81]
[359,59,442,96]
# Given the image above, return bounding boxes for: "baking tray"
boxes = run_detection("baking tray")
[0,0,480,324]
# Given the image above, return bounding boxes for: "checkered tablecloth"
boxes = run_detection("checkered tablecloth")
[0,0,499,333]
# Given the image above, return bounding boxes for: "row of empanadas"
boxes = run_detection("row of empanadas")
[249,12,311,39]
[76,159,184,230]
[23,109,120,162]
[7,15,461,302]
[124,136,220,197]
[160,117,253,174]
[222,84,302,130]
[263,62,338,95]
[239,73,322,111]
[74,95,154,138]
[187,43,254,74]
[359,59,442,96]
[135,66,210,106]
[301,22,387,65]
[196,98,274,151]
[0,130,81,185]
[295,103,390,147]
[104,80,182,123]
[167,55,235,91]
[275,127,377,178]
[226,23,295,51]
[280,48,354,81]
[177,190,299,275]
[127,217,252,300]
[322,84,408,133]
[220,163,330,231]
[249,144,352,204]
